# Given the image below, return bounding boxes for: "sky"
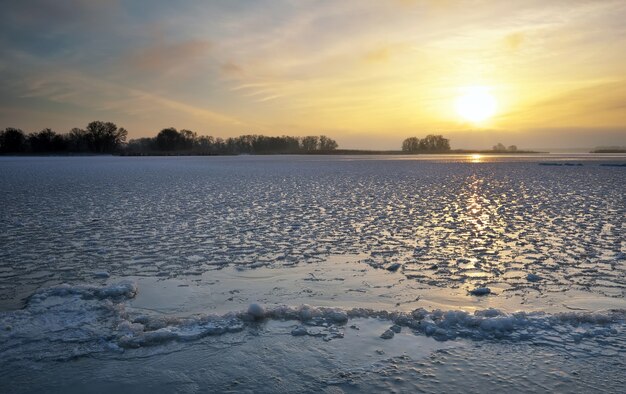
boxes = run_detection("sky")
[0,0,625,150]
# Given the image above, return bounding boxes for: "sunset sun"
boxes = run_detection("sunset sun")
[455,87,497,123]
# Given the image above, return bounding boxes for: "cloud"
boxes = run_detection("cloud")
[220,62,244,78]
[362,43,410,63]
[130,40,212,72]
[505,79,626,128]
[13,69,242,127]
[1,0,120,26]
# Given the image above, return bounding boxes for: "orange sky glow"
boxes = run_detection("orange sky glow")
[0,0,624,149]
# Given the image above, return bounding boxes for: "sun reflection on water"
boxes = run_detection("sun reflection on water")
[453,176,511,290]
[470,154,482,163]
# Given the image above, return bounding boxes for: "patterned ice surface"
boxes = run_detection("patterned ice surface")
[1,155,625,393]
[1,155,624,309]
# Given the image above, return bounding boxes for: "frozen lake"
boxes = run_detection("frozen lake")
[1,154,625,393]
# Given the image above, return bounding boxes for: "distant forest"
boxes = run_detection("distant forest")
[126,128,338,155]
[0,122,339,155]
[401,135,451,153]
[1,123,539,156]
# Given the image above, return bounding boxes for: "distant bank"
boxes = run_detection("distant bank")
[1,122,556,156]
[118,149,542,156]
[590,149,626,153]
[292,149,543,155]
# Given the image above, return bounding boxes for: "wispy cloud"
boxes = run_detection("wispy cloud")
[130,40,212,73]
[16,70,243,126]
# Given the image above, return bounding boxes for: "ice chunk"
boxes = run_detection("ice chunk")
[326,310,348,324]
[247,303,265,320]
[291,326,308,336]
[95,281,138,299]
[526,273,541,282]
[469,287,491,296]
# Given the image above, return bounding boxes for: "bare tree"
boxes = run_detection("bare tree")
[402,137,420,152]
[301,136,319,151]
[0,128,26,153]
[319,135,338,151]
[402,135,450,153]
[84,121,127,153]
[493,143,507,152]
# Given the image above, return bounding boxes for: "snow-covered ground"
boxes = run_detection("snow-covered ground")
[0,154,624,393]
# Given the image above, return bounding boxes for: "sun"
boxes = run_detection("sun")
[455,87,497,123]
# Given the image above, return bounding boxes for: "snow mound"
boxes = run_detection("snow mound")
[1,283,625,362]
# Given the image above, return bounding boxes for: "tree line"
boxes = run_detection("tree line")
[0,122,339,155]
[0,121,127,154]
[126,128,338,155]
[401,135,451,153]
[492,143,517,152]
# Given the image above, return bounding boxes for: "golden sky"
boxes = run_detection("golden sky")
[0,0,625,149]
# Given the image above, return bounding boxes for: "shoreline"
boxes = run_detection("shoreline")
[1,150,546,157]
[4,150,626,157]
